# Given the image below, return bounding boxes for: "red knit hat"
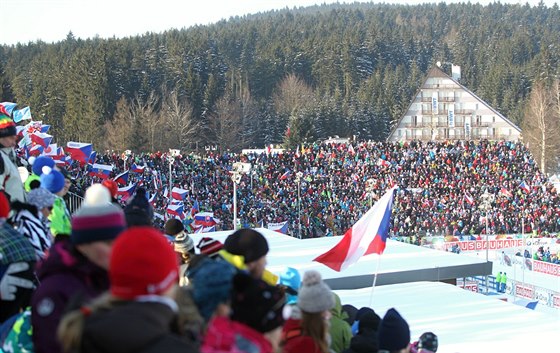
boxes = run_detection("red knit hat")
[110,226,179,299]
[101,179,118,199]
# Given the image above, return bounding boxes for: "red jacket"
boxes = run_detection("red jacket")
[281,318,323,353]
[201,316,273,353]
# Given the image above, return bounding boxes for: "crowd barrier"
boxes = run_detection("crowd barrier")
[64,192,84,214]
[466,276,560,309]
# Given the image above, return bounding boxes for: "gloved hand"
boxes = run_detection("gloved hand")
[0,262,34,301]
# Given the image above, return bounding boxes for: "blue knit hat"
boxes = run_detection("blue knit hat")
[32,156,55,176]
[190,259,237,321]
[279,267,301,305]
[39,167,65,194]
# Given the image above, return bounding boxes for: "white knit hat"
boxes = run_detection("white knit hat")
[297,270,335,313]
[174,232,194,254]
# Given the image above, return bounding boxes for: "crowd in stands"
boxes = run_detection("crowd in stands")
[65,140,559,240]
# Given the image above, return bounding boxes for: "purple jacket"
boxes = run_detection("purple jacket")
[31,239,109,353]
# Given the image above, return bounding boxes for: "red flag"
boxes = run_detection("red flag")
[314,186,397,272]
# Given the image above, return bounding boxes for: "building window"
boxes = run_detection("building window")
[492,116,496,123]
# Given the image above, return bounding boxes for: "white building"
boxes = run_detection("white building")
[387,65,522,142]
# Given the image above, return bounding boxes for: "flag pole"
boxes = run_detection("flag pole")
[368,254,382,307]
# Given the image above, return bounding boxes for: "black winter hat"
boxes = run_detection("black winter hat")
[224,228,268,263]
[230,273,285,333]
[164,218,184,236]
[378,308,410,351]
[358,309,381,333]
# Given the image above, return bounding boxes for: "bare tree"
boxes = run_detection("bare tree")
[104,97,146,151]
[208,94,243,152]
[273,73,315,117]
[522,81,560,174]
[161,89,200,150]
[134,92,161,152]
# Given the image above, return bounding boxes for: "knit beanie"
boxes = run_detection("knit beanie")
[0,114,16,138]
[190,259,237,321]
[174,232,195,254]
[164,218,184,236]
[196,237,224,258]
[279,267,301,305]
[39,167,65,194]
[31,156,55,176]
[71,184,126,245]
[231,273,285,333]
[101,179,118,199]
[297,270,335,313]
[224,228,269,263]
[124,190,153,227]
[358,309,381,333]
[0,192,10,218]
[110,227,179,300]
[377,308,410,351]
[418,332,438,352]
[26,187,56,210]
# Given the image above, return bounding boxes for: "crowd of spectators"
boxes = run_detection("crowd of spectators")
[69,139,559,240]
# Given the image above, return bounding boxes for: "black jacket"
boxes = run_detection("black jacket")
[342,328,379,353]
[81,300,197,353]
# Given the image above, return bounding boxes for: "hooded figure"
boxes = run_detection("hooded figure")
[329,293,352,353]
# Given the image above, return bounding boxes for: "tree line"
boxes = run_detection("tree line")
[0,2,559,164]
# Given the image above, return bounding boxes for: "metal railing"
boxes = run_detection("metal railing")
[64,192,85,214]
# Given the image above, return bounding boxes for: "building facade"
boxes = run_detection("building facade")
[387,66,521,142]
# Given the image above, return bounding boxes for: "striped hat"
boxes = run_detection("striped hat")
[71,184,126,245]
[197,237,223,258]
[0,114,16,138]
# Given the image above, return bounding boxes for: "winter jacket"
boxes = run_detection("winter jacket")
[342,328,379,353]
[48,196,71,237]
[0,222,37,322]
[80,299,197,353]
[282,318,323,353]
[31,239,109,353]
[0,147,25,203]
[330,294,352,353]
[10,201,52,259]
[201,316,273,353]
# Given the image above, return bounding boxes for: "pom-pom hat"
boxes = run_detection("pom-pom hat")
[31,156,55,176]
[110,226,179,300]
[71,184,126,245]
[196,237,223,258]
[39,166,65,194]
[297,270,335,313]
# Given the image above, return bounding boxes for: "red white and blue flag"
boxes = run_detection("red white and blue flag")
[42,144,58,157]
[279,170,291,180]
[267,221,289,234]
[172,187,188,200]
[314,186,397,272]
[194,212,219,228]
[167,204,185,219]
[114,171,129,186]
[117,184,137,201]
[88,151,97,166]
[66,142,93,162]
[519,181,530,193]
[376,158,391,168]
[30,132,53,148]
[131,163,145,173]
[89,163,113,179]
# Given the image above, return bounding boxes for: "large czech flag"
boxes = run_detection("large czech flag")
[314,186,397,272]
[66,142,93,162]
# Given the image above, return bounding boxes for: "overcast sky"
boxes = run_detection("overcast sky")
[1,0,557,45]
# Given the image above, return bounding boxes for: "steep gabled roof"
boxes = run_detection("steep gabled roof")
[387,65,521,141]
